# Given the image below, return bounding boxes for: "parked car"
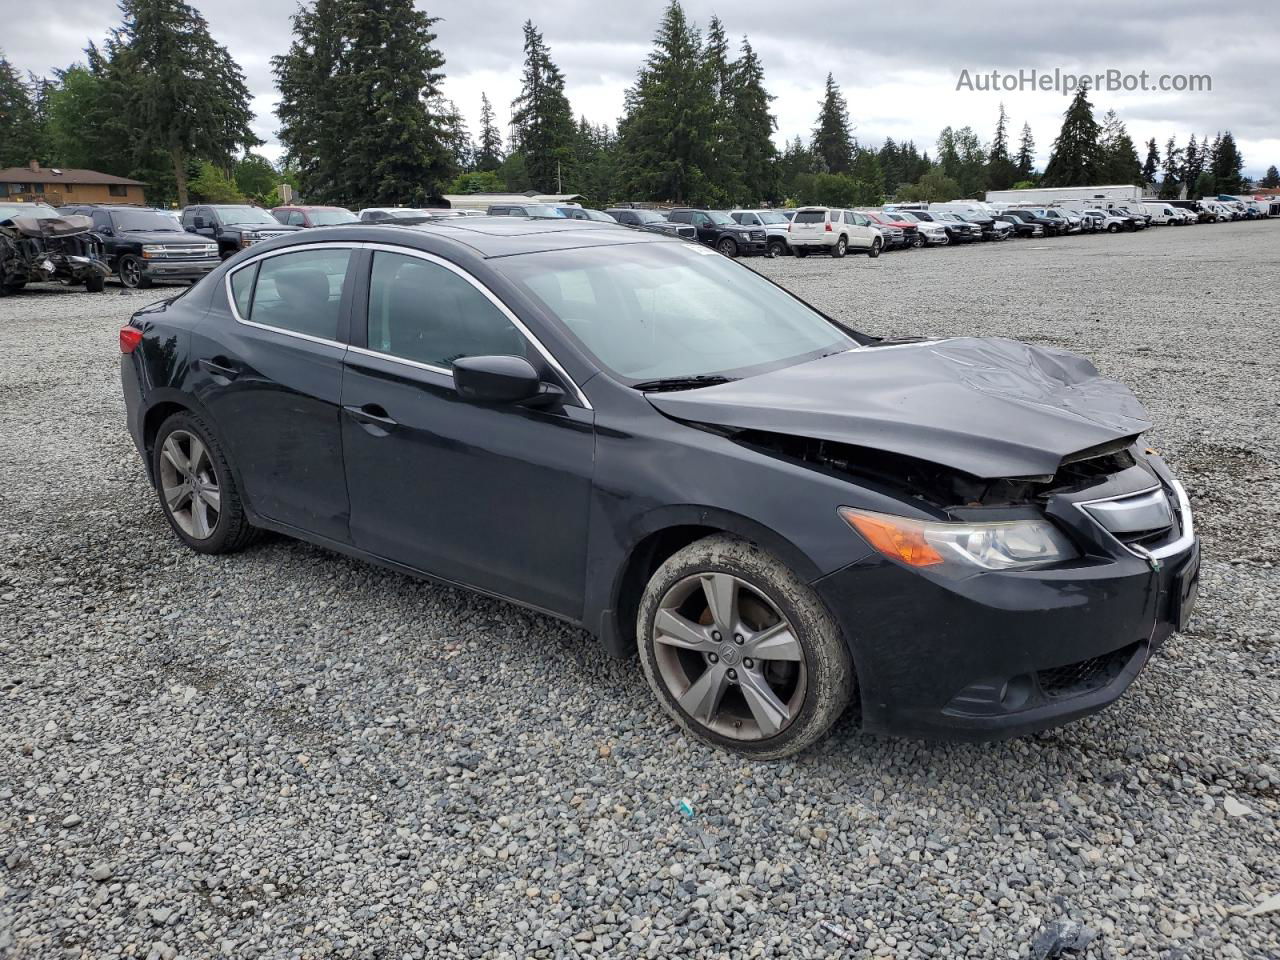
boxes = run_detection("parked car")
[604,208,697,241]
[1080,209,1131,233]
[271,205,359,227]
[948,211,1013,240]
[61,204,219,288]
[555,206,618,223]
[787,207,883,258]
[861,211,915,249]
[998,209,1059,237]
[1031,208,1082,234]
[118,218,1199,757]
[730,209,795,257]
[993,212,1044,238]
[486,203,566,218]
[357,208,434,222]
[181,204,302,258]
[667,209,767,257]
[884,211,949,246]
[0,202,110,293]
[909,209,981,243]
[1104,207,1144,230]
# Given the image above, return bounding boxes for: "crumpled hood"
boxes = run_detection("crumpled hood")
[647,337,1152,479]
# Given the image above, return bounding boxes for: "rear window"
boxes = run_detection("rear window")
[793,211,826,224]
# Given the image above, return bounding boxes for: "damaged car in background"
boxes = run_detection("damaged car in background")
[118,219,1199,759]
[0,202,111,294]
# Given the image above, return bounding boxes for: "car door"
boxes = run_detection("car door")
[89,210,119,268]
[845,212,874,249]
[340,245,595,617]
[688,211,714,245]
[194,243,356,542]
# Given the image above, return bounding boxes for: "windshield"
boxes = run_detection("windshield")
[523,204,566,218]
[632,210,666,224]
[211,205,279,225]
[891,211,921,222]
[0,203,61,221]
[755,211,788,224]
[308,208,357,225]
[703,211,734,225]
[493,242,853,382]
[112,209,183,232]
[583,209,616,222]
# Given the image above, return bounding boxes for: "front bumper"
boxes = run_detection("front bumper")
[140,256,220,280]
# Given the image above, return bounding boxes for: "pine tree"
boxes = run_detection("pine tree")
[1159,136,1183,200]
[1097,109,1141,185]
[1014,122,1036,181]
[475,92,503,172]
[1182,134,1202,198]
[728,36,777,203]
[0,54,41,168]
[986,103,1015,190]
[617,1,715,204]
[1141,138,1159,186]
[1261,165,1280,189]
[952,125,986,197]
[273,0,347,203]
[110,0,258,207]
[811,74,853,174]
[511,21,576,193]
[700,16,743,204]
[1210,131,1244,194]
[437,98,471,172]
[1042,84,1100,186]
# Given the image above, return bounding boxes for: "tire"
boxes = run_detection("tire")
[118,256,151,289]
[911,234,925,248]
[716,237,738,258]
[637,534,854,759]
[766,239,788,258]
[867,238,882,259]
[1108,223,1120,234]
[831,236,847,258]
[85,275,106,293]
[152,411,258,555]
[794,248,808,258]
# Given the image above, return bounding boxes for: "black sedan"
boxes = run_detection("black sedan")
[119,218,1199,757]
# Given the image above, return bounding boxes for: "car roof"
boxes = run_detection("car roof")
[272,215,664,258]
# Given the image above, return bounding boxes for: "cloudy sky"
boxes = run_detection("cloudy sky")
[3,0,1277,178]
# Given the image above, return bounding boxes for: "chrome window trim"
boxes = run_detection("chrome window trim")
[361,242,592,410]
[1073,478,1195,561]
[346,344,450,378]
[223,241,358,349]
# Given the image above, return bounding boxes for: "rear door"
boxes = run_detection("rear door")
[194,243,356,541]
[845,211,875,249]
[339,245,595,617]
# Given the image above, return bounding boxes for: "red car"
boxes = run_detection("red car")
[863,211,922,248]
[270,205,359,228]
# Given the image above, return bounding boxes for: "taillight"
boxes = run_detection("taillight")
[824,222,832,232]
[119,326,143,354]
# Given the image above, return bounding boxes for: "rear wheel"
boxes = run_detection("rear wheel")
[153,411,258,555]
[638,534,853,759]
[831,236,847,258]
[868,237,882,258]
[716,237,738,258]
[85,274,106,293]
[118,256,152,289]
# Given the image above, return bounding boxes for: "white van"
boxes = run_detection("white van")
[1143,202,1177,225]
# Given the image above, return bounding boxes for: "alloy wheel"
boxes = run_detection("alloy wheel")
[651,572,807,741]
[120,257,143,288]
[158,429,221,539]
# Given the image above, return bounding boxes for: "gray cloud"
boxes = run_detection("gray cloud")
[1,0,1276,176]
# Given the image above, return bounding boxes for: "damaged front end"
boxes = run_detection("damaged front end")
[0,213,111,291]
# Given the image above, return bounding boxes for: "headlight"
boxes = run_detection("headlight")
[141,244,165,258]
[838,507,1077,572]
[240,230,257,245]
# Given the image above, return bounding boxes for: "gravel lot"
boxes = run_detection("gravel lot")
[2,222,1278,960]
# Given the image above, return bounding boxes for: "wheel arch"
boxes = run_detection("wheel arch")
[594,506,821,658]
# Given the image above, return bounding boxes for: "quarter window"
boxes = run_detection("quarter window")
[233,247,351,340]
[366,251,527,369]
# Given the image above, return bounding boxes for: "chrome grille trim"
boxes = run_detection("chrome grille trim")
[1075,478,1195,561]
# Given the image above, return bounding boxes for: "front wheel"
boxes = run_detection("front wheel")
[118,256,152,289]
[85,274,106,293]
[1108,223,1120,233]
[911,234,925,248]
[153,411,258,554]
[637,535,853,759]
[766,239,788,258]
[716,237,738,258]
[867,238,882,258]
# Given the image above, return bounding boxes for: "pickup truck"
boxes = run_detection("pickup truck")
[180,204,302,259]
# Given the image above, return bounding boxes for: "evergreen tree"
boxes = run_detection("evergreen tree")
[700,15,743,204]
[617,1,715,204]
[849,146,884,200]
[1014,122,1036,181]
[777,135,815,199]
[1193,170,1214,198]
[1042,84,1100,186]
[935,126,960,180]
[111,0,258,207]
[986,103,1015,190]
[1210,131,1244,194]
[1182,135,1202,199]
[437,97,471,172]
[511,21,576,192]
[1261,165,1280,189]
[1141,138,1159,186]
[952,125,986,197]
[1097,109,1141,185]
[728,37,778,203]
[1159,136,1183,200]
[811,74,853,174]
[273,0,346,203]
[475,92,503,172]
[0,54,42,168]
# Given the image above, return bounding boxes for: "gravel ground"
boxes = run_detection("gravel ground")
[2,222,1278,960]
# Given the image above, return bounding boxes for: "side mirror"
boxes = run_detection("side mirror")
[453,355,561,407]
[98,226,114,236]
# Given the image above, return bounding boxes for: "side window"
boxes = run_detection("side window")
[92,211,112,231]
[238,247,351,340]
[691,213,709,227]
[366,251,528,369]
[287,211,305,226]
[181,208,195,227]
[230,263,256,318]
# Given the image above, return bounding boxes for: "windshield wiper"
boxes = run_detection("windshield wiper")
[630,374,739,392]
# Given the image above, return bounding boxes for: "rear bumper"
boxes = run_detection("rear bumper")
[814,538,1199,741]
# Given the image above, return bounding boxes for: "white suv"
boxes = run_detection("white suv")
[729,209,793,257]
[787,207,883,258]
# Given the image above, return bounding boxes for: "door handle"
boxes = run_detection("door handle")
[343,403,398,434]
[197,357,240,381]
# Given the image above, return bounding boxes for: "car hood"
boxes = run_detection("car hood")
[646,337,1151,479]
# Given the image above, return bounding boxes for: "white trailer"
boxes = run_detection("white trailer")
[984,184,1144,205]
